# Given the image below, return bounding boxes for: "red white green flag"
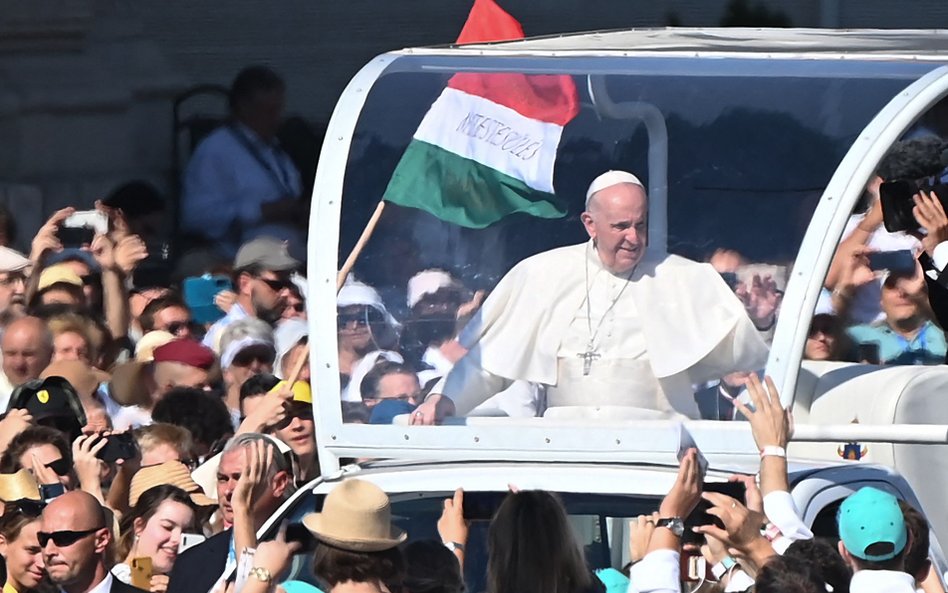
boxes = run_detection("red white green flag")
[381,0,580,228]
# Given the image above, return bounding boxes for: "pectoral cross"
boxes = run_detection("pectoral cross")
[579,344,600,376]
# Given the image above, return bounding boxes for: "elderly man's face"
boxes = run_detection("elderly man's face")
[0,271,27,314]
[2,320,51,386]
[581,183,648,275]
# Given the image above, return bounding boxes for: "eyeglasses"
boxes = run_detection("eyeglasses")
[232,349,275,368]
[259,277,292,292]
[45,458,71,477]
[38,527,102,547]
[4,499,45,518]
[165,321,192,336]
[0,273,26,287]
[79,274,100,287]
[337,307,383,329]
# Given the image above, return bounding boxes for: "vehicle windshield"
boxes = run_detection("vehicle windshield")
[330,55,937,426]
[272,488,660,593]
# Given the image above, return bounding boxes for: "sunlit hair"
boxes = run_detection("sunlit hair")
[133,423,194,462]
[487,490,594,593]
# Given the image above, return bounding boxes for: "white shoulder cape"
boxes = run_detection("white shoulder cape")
[457,242,769,386]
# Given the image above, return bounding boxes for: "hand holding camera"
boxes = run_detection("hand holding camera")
[912,190,948,256]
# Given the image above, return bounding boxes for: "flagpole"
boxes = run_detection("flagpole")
[336,200,386,291]
[286,201,386,388]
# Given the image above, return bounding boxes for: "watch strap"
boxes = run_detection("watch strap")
[444,541,465,552]
[711,556,737,580]
[760,445,786,458]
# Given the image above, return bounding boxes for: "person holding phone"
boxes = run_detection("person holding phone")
[113,485,198,593]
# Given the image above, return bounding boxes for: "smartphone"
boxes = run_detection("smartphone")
[63,210,108,234]
[857,343,881,365]
[95,433,138,463]
[284,523,318,554]
[685,481,747,541]
[462,491,508,521]
[130,556,153,589]
[179,533,206,554]
[867,250,916,274]
[183,275,234,325]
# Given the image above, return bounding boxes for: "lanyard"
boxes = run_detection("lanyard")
[227,124,295,197]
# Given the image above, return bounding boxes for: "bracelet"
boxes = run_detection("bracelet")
[711,556,737,580]
[760,445,786,458]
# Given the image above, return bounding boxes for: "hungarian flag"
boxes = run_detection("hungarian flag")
[381,0,579,228]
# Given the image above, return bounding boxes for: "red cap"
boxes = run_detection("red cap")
[153,339,217,370]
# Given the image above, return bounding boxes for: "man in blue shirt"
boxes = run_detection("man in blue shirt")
[847,270,946,365]
[181,66,305,259]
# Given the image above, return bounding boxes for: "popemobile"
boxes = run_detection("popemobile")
[248,26,948,590]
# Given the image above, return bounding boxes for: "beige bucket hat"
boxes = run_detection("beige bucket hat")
[302,479,406,552]
[128,460,216,508]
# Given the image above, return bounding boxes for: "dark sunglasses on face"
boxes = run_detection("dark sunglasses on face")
[38,527,102,547]
[165,321,192,335]
[4,499,45,518]
[45,458,71,477]
[233,349,275,368]
[259,277,292,292]
[80,274,100,287]
[337,307,383,329]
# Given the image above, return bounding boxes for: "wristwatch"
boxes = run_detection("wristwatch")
[249,567,272,583]
[443,541,465,552]
[655,517,685,537]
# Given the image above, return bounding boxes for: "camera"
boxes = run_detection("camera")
[880,179,948,233]
[877,136,948,233]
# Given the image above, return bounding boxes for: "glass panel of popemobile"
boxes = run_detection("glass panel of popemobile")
[307,49,942,466]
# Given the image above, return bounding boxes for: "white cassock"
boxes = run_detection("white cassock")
[433,240,770,419]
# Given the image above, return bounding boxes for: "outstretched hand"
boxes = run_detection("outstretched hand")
[660,448,704,518]
[437,488,468,547]
[734,375,790,450]
[735,274,780,326]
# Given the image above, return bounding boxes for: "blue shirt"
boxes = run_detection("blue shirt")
[181,123,303,257]
[847,320,947,365]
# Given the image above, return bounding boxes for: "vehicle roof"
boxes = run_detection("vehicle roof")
[405,27,948,60]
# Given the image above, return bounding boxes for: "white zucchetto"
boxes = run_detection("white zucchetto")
[585,170,645,207]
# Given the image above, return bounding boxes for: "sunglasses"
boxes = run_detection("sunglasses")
[165,321,192,335]
[337,308,383,329]
[79,274,100,287]
[38,527,102,547]
[232,349,275,368]
[259,277,292,292]
[45,458,71,477]
[4,499,45,518]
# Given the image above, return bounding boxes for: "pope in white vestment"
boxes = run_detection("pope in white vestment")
[411,171,771,423]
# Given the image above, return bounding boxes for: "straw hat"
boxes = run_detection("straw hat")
[302,479,406,552]
[135,330,175,362]
[128,461,216,507]
[0,469,41,502]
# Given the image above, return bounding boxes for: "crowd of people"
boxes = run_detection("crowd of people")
[0,49,943,593]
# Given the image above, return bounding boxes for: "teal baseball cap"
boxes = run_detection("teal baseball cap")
[838,487,907,562]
